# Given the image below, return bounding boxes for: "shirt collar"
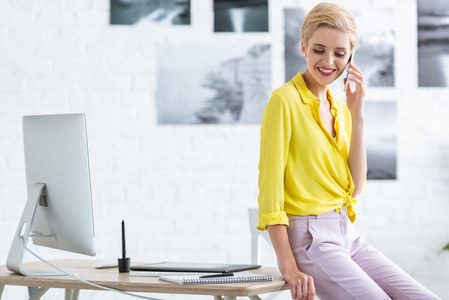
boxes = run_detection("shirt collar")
[292,72,316,104]
[292,72,339,113]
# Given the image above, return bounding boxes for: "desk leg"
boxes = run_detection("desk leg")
[65,289,73,300]
[65,289,80,300]
[28,287,50,300]
[28,286,39,296]
[214,295,262,300]
[0,285,4,299]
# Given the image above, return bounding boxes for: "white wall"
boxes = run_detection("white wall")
[0,0,448,299]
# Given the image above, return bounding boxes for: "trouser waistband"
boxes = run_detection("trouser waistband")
[288,206,347,220]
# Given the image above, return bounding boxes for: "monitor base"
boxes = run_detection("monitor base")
[6,182,65,276]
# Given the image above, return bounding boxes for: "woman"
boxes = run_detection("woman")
[257,3,440,300]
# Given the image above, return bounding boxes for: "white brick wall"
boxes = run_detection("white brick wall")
[1,0,448,299]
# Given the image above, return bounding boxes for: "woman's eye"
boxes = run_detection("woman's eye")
[313,49,324,54]
[335,53,345,57]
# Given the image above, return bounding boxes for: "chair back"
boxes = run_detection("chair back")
[248,208,272,265]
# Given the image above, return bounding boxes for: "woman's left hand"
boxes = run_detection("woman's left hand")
[344,62,366,118]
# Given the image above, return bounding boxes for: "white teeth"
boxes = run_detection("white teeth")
[318,68,334,73]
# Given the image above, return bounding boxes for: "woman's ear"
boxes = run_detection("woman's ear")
[301,41,307,59]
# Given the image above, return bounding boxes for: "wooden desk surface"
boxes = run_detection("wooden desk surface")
[0,260,288,297]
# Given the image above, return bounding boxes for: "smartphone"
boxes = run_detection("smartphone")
[343,50,355,93]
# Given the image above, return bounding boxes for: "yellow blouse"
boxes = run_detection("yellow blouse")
[257,72,357,231]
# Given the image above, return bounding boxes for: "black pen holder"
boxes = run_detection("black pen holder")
[118,257,130,273]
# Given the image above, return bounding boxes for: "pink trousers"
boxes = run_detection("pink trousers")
[286,207,441,300]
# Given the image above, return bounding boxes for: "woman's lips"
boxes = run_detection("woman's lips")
[317,67,336,76]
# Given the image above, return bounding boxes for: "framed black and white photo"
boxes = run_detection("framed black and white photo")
[110,0,190,26]
[214,0,269,32]
[365,101,397,180]
[157,43,271,124]
[284,6,395,90]
[417,0,449,87]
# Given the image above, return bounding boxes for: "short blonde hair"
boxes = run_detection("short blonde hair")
[301,2,359,51]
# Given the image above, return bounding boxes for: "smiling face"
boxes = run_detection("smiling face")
[301,26,352,90]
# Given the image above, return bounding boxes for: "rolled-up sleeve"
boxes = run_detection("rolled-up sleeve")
[257,93,291,231]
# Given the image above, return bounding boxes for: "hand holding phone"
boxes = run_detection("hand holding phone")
[343,50,355,93]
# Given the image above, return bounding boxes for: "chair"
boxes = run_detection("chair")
[248,208,285,300]
[248,208,273,265]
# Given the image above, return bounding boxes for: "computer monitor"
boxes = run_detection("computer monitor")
[7,113,96,276]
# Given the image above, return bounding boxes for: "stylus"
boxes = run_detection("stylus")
[199,272,234,278]
[122,220,126,260]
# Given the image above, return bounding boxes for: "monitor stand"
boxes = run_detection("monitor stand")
[6,182,65,276]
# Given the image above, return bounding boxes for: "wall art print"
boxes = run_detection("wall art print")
[214,0,269,32]
[110,0,190,26]
[417,0,449,87]
[157,43,271,124]
[365,101,397,180]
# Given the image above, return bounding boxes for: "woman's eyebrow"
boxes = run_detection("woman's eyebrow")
[312,43,348,51]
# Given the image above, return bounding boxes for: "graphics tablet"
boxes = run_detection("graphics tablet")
[130,262,261,273]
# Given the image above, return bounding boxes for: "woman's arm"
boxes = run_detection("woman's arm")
[348,114,366,197]
[345,62,367,198]
[267,225,315,300]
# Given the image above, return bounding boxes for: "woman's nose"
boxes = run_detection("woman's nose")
[321,54,333,65]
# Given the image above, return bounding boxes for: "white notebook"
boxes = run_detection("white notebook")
[159,271,273,285]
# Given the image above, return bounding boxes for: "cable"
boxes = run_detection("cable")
[22,244,163,300]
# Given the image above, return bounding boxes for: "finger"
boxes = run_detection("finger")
[349,62,362,73]
[308,277,316,300]
[348,72,364,85]
[348,75,362,86]
[345,79,354,95]
[347,64,365,83]
[347,69,363,83]
[344,77,354,95]
[348,76,366,95]
[295,284,303,300]
[290,283,297,299]
[301,277,309,300]
[347,72,366,90]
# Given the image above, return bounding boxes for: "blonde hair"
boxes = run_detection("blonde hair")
[301,2,359,50]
